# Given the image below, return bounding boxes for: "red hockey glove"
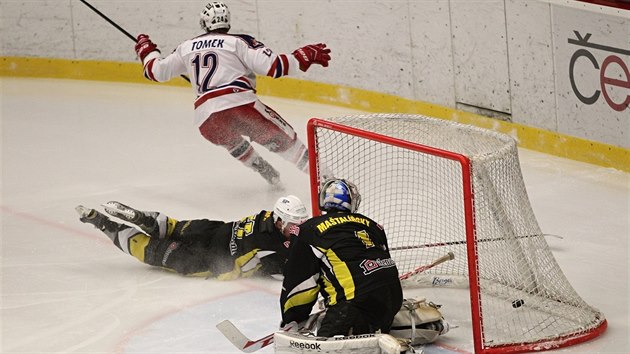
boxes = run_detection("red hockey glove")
[292,43,331,72]
[135,34,160,61]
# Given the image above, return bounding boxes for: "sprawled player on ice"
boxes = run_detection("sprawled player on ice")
[75,195,308,280]
[133,2,331,187]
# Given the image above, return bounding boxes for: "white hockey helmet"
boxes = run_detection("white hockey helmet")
[273,195,309,233]
[200,2,231,32]
[319,178,361,213]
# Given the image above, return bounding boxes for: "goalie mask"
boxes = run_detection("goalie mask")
[273,195,309,236]
[200,2,231,32]
[319,178,361,213]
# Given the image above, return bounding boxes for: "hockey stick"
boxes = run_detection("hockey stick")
[391,234,562,252]
[399,251,455,280]
[216,252,455,352]
[78,0,135,41]
[78,0,191,83]
[216,320,274,353]
[216,320,298,353]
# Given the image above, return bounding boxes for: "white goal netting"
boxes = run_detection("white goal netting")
[307,114,606,353]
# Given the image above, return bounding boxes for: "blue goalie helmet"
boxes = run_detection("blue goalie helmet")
[319,178,361,213]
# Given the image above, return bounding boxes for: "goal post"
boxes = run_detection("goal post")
[306,114,607,354]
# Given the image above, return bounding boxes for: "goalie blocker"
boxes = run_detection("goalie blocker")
[274,298,449,353]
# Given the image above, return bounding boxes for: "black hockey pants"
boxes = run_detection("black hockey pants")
[317,283,403,337]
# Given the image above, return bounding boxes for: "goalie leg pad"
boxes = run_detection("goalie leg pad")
[389,298,449,346]
[273,331,410,354]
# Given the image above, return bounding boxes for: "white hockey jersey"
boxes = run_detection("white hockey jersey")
[141,33,301,127]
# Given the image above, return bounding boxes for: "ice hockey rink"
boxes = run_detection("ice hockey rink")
[1,77,628,354]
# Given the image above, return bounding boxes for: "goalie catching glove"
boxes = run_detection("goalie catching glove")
[389,298,450,346]
[292,43,331,72]
[134,34,160,61]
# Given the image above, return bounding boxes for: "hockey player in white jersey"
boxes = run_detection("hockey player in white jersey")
[133,2,331,187]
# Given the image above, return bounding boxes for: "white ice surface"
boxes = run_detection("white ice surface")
[1,78,628,354]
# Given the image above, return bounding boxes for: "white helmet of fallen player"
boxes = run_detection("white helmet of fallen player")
[319,178,361,213]
[273,195,309,237]
[200,2,231,32]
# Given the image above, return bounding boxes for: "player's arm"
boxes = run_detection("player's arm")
[279,236,321,326]
[236,36,331,78]
[134,34,187,82]
[266,43,331,77]
[234,36,295,78]
[256,251,285,279]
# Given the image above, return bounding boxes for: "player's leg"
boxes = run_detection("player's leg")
[199,110,281,186]
[141,239,212,276]
[102,201,174,239]
[76,205,154,262]
[76,206,220,275]
[375,282,404,334]
[144,219,232,276]
[229,138,281,186]
[316,301,360,337]
[249,100,309,173]
[316,283,403,337]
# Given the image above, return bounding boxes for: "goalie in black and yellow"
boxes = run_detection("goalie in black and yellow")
[279,178,403,337]
[75,195,308,280]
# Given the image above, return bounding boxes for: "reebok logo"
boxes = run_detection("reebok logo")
[289,340,321,351]
[333,333,375,340]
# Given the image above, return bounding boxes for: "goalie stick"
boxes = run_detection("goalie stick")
[216,320,297,353]
[216,252,455,352]
[216,320,273,353]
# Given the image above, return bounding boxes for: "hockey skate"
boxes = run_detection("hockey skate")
[102,201,157,235]
[251,156,282,188]
[75,205,124,242]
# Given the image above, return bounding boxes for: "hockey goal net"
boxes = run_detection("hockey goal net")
[306,114,606,354]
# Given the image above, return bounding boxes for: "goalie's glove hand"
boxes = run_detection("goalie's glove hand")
[135,34,160,61]
[292,43,331,72]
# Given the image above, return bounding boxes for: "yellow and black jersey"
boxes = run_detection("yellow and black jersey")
[279,211,400,325]
[134,210,291,280]
[219,210,292,280]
